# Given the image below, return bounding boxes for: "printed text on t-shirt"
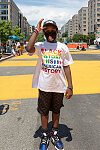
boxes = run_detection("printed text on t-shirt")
[41,49,62,73]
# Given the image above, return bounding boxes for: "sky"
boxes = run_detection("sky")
[15,0,88,29]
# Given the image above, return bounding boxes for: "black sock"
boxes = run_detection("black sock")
[52,127,58,131]
[42,128,48,133]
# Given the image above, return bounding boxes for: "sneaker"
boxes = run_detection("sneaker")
[50,128,64,150]
[39,132,49,150]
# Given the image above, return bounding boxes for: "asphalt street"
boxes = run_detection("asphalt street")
[0,49,100,150]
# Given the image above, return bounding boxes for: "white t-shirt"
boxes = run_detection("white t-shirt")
[31,41,73,93]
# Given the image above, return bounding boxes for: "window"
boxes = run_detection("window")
[0,10,7,14]
[83,14,86,16]
[83,17,86,20]
[97,8,100,11]
[97,3,100,6]
[82,10,86,12]
[97,19,100,22]
[0,0,8,2]
[97,14,100,16]
[0,4,8,9]
[97,24,100,27]
[0,16,7,20]
[83,25,86,27]
[83,29,86,31]
[83,21,86,23]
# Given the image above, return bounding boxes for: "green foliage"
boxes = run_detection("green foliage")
[19,33,25,40]
[0,20,12,42]
[83,35,89,42]
[72,33,95,44]
[12,25,21,37]
[57,38,63,43]
[72,33,83,42]
[35,31,44,42]
[66,37,72,43]
[62,31,68,37]
[12,25,25,40]
[88,34,95,44]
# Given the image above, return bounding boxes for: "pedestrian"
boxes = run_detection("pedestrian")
[16,41,20,56]
[7,43,10,53]
[27,19,73,150]
[11,46,16,56]
[20,43,24,55]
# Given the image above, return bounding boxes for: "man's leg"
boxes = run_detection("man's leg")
[41,115,49,130]
[52,112,60,128]
[38,90,52,150]
[50,92,64,150]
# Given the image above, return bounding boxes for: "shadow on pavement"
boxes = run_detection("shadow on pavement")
[0,104,9,115]
[33,121,73,142]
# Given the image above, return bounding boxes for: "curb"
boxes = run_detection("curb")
[0,55,14,62]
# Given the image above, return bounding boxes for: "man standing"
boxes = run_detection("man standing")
[27,19,73,150]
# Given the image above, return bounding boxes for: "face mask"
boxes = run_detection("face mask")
[44,30,57,42]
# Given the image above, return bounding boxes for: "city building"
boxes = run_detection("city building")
[61,23,68,34]
[0,0,30,37]
[78,7,88,35]
[23,16,30,37]
[68,19,73,38]
[88,0,100,37]
[57,30,62,39]
[72,14,79,36]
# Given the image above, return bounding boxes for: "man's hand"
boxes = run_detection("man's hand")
[65,88,73,99]
[36,18,45,31]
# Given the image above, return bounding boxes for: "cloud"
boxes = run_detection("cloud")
[17,0,88,29]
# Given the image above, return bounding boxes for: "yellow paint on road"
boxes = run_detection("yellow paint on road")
[70,52,100,54]
[2,101,22,110]
[0,61,100,100]
[0,52,100,101]
[69,50,100,54]
[11,53,38,59]
[0,75,38,100]
[70,61,100,94]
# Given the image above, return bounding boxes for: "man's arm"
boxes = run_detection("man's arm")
[63,65,73,99]
[27,18,44,53]
[27,32,37,53]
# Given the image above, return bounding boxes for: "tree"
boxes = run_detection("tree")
[57,38,63,43]
[0,20,12,43]
[66,37,72,43]
[12,25,21,37]
[12,25,25,40]
[62,31,68,38]
[35,31,44,42]
[83,35,89,42]
[72,33,84,42]
[88,34,95,44]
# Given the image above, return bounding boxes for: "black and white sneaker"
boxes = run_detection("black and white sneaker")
[39,132,49,150]
[50,128,64,150]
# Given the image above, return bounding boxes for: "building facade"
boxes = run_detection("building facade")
[88,0,100,37]
[0,0,30,37]
[72,14,79,36]
[78,7,88,35]
[61,23,68,34]
[68,19,73,38]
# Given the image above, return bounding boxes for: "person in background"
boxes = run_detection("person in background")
[20,43,24,55]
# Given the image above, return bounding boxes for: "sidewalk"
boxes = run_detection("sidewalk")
[0,54,14,62]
